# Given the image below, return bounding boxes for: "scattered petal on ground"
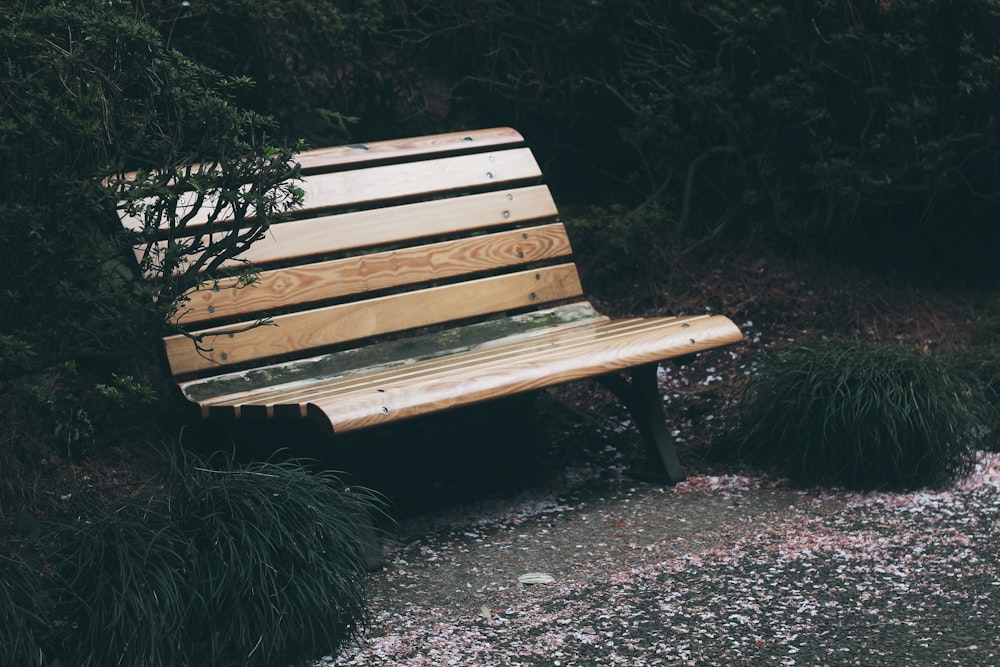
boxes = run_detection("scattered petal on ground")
[322,453,999,666]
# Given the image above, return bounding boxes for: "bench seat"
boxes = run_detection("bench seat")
[180,302,740,433]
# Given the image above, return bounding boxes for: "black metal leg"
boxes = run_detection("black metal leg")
[598,364,686,485]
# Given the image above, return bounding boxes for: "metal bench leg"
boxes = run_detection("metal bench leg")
[599,363,686,485]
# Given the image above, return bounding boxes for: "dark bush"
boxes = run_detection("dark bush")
[0,553,47,667]
[714,342,984,490]
[137,0,386,146]
[381,0,1000,280]
[0,0,299,510]
[55,450,383,667]
[941,310,1000,452]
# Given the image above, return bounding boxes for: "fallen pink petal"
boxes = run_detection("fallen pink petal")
[325,452,999,666]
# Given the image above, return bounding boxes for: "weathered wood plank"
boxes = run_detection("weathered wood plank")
[223,314,722,411]
[164,263,585,375]
[121,148,542,235]
[295,127,525,172]
[179,302,607,404]
[175,223,574,324]
[145,185,560,276]
[305,314,743,432]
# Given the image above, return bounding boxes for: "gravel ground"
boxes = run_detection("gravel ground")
[320,451,999,666]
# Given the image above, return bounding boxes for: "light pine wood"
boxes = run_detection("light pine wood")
[295,127,525,172]
[297,147,541,211]
[303,314,743,432]
[179,302,609,403]
[123,148,542,235]
[144,185,559,275]
[113,129,525,187]
[164,264,585,375]
[175,224,574,325]
[198,314,719,414]
[183,304,609,412]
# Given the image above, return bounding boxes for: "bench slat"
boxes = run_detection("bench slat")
[146,185,559,276]
[179,302,608,404]
[294,127,525,172]
[176,223,574,324]
[164,263,585,375]
[208,315,697,413]
[298,147,541,212]
[305,314,743,432]
[121,148,542,235]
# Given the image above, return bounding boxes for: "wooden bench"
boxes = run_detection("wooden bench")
[120,128,742,483]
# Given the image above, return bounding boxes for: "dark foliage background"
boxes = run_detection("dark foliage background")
[0,0,297,512]
[357,0,1000,282]
[2,0,999,662]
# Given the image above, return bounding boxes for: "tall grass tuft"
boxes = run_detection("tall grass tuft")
[57,499,191,667]
[715,342,984,489]
[942,312,1000,452]
[55,449,385,667]
[0,553,46,667]
[172,450,383,666]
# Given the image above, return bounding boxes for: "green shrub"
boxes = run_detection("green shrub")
[172,451,382,666]
[0,554,46,667]
[941,313,1000,452]
[57,499,191,667]
[382,0,1000,279]
[0,0,301,510]
[54,450,384,667]
[715,343,984,490]
[137,0,385,146]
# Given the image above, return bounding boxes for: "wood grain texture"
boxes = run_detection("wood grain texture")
[308,314,743,431]
[178,302,608,404]
[164,264,585,375]
[119,128,745,441]
[149,185,559,276]
[189,314,742,428]
[201,315,700,412]
[124,148,542,235]
[116,127,523,197]
[298,148,541,211]
[294,127,525,172]
[175,223,574,324]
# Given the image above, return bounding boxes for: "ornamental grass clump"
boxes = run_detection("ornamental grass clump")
[717,343,983,490]
[0,554,46,667]
[56,500,190,667]
[55,450,385,667]
[171,451,383,667]
[941,312,1000,452]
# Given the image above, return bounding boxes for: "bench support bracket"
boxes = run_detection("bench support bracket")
[598,364,685,485]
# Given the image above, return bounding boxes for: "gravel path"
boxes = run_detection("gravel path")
[321,452,999,666]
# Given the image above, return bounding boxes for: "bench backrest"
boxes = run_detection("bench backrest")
[129,128,588,380]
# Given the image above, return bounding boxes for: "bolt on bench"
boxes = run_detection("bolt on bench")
[121,128,742,483]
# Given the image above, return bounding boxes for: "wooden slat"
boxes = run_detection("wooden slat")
[179,302,608,404]
[112,129,524,186]
[175,223,574,325]
[298,147,540,212]
[305,314,743,432]
[144,185,559,275]
[215,315,686,412]
[164,264,585,375]
[232,315,723,411]
[189,308,609,412]
[295,127,525,172]
[121,148,542,235]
